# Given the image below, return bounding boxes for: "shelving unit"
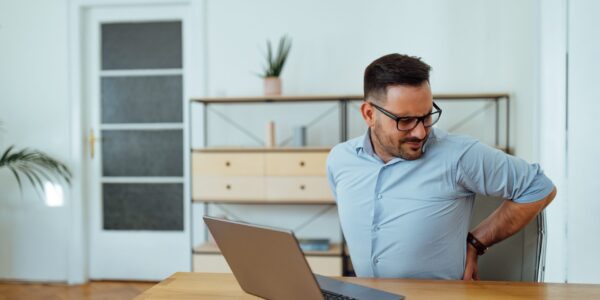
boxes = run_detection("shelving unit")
[190,93,510,276]
[192,148,333,203]
[193,242,343,276]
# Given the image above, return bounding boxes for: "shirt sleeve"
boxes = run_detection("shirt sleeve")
[456,141,554,203]
[326,157,338,201]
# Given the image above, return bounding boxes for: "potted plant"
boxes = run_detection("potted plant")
[259,35,292,96]
[0,144,72,198]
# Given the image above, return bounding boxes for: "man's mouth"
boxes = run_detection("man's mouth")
[401,138,424,151]
[405,141,422,150]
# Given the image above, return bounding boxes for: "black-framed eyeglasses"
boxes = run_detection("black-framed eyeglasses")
[369,102,442,131]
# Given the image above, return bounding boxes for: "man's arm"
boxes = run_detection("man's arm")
[457,141,557,280]
[463,187,556,280]
[326,156,337,200]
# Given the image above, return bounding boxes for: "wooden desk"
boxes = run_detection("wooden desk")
[135,272,600,300]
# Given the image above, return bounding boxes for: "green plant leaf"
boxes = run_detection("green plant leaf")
[259,35,292,78]
[7,166,23,191]
[18,165,46,197]
[266,40,273,76]
[0,146,72,198]
[274,36,291,76]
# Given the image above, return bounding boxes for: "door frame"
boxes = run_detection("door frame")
[67,0,207,284]
[538,0,568,283]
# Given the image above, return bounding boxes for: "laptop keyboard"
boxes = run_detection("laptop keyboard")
[321,290,358,300]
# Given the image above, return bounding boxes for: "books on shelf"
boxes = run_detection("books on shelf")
[298,238,330,252]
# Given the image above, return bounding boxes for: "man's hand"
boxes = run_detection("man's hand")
[463,187,556,281]
[472,187,556,247]
[463,244,480,280]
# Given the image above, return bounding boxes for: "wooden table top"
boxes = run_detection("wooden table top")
[135,272,600,300]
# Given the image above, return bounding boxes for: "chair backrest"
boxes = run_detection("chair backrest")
[470,195,546,282]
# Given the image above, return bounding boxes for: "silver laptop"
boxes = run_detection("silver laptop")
[204,216,404,300]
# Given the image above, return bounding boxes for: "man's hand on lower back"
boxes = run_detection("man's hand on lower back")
[463,244,480,280]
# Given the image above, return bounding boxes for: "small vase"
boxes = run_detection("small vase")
[264,77,282,96]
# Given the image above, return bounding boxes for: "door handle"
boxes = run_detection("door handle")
[89,128,98,159]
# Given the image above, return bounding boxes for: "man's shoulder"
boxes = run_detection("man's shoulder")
[431,128,478,149]
[334,135,363,152]
[425,128,480,161]
[327,135,363,165]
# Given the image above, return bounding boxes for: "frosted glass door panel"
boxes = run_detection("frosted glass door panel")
[103,183,183,230]
[101,129,183,177]
[101,76,182,123]
[101,21,182,70]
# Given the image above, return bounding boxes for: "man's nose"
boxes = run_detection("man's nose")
[410,121,427,139]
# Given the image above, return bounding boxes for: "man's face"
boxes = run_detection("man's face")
[363,82,433,161]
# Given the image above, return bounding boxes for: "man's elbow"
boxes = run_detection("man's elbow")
[543,186,557,208]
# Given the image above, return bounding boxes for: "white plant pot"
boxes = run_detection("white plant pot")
[264,77,282,96]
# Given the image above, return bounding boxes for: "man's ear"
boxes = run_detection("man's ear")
[360,101,376,128]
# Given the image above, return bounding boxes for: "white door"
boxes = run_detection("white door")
[83,5,191,280]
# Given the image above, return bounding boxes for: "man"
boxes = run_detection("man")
[326,53,556,280]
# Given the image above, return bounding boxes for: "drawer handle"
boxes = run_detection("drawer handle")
[225,161,231,167]
[226,184,232,190]
[299,161,305,167]
[299,184,306,190]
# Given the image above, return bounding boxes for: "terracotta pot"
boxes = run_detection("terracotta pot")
[264,77,282,96]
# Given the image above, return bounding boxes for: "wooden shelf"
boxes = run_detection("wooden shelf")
[190,93,510,104]
[192,198,335,205]
[432,93,510,100]
[192,147,331,153]
[194,242,342,257]
[192,95,362,103]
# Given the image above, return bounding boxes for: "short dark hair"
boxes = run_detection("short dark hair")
[363,53,431,102]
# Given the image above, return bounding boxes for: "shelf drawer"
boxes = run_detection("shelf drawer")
[192,254,342,276]
[193,176,265,201]
[265,177,333,202]
[193,254,231,273]
[306,256,343,276]
[265,152,328,176]
[193,152,265,176]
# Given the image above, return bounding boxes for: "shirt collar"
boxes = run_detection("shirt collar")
[356,128,375,156]
[355,128,437,161]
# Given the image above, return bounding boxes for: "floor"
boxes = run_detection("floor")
[0,280,156,300]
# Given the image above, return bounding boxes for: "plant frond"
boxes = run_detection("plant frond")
[7,166,23,191]
[258,35,292,78]
[15,165,46,198]
[0,145,73,198]
[0,145,15,164]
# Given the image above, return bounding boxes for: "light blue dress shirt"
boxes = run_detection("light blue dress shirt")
[326,128,554,279]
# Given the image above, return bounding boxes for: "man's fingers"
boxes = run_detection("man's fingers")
[463,265,473,280]
[462,272,470,280]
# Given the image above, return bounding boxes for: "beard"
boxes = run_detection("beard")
[371,123,429,161]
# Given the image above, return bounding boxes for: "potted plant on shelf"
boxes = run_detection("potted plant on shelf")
[259,35,292,96]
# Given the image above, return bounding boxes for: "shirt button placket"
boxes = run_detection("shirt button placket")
[370,165,386,277]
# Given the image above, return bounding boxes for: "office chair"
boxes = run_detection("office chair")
[470,195,546,282]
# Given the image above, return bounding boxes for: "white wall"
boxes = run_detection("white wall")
[539,0,600,285]
[566,0,600,284]
[0,0,71,281]
[539,0,568,283]
[206,0,539,160]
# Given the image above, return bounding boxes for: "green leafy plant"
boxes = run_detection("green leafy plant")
[260,35,292,78]
[0,145,72,197]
